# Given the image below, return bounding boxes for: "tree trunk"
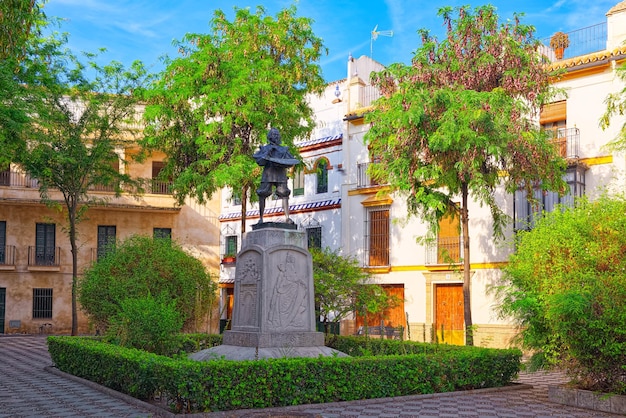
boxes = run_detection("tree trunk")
[240,185,248,234]
[461,182,473,346]
[68,199,78,336]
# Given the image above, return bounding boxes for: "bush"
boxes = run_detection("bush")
[498,195,626,394]
[107,295,183,356]
[48,335,521,413]
[79,235,216,333]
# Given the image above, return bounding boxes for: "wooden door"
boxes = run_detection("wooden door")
[356,284,404,329]
[434,283,464,345]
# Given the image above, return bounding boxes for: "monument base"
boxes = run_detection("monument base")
[189,344,347,361]
[190,226,347,361]
[223,330,324,347]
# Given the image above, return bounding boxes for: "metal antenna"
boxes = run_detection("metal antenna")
[370,24,393,58]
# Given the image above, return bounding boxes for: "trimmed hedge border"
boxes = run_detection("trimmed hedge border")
[47,335,521,413]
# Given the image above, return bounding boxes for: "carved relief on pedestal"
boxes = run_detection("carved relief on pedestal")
[267,251,308,331]
[235,252,261,328]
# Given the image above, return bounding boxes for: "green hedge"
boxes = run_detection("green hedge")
[47,335,521,413]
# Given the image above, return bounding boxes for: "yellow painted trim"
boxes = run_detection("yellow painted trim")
[348,185,390,196]
[364,266,392,274]
[390,262,507,272]
[361,193,393,207]
[580,155,613,166]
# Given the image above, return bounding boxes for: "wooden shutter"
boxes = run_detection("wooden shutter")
[540,101,566,124]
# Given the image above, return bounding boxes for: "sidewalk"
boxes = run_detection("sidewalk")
[0,335,619,417]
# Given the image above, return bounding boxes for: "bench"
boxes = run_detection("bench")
[356,325,404,340]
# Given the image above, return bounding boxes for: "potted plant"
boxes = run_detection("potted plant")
[222,253,236,264]
[550,31,569,60]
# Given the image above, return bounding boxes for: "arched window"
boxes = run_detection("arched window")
[316,159,328,194]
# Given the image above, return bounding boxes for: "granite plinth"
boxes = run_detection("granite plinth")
[223,330,324,348]
[189,344,347,361]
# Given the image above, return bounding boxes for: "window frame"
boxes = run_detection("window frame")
[97,225,116,259]
[35,223,56,266]
[365,206,390,267]
[33,288,53,319]
[316,159,328,194]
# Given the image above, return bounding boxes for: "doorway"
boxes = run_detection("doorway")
[434,283,464,345]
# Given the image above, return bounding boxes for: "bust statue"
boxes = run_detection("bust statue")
[253,128,299,224]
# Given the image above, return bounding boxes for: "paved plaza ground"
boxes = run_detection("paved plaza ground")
[0,335,619,417]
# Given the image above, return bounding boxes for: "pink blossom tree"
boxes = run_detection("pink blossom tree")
[366,5,567,345]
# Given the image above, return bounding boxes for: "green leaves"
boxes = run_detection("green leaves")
[141,5,326,211]
[499,195,626,394]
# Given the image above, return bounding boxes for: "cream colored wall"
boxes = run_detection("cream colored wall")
[0,154,222,334]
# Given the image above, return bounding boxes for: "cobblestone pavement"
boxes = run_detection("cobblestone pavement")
[0,335,620,417]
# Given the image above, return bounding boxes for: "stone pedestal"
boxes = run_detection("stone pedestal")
[191,227,346,361]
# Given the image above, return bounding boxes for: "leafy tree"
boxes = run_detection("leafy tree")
[365,5,567,345]
[141,5,326,232]
[311,247,397,335]
[0,0,45,167]
[600,62,626,152]
[14,50,150,335]
[79,235,217,333]
[497,195,626,394]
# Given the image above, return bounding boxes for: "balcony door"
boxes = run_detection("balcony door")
[35,223,56,266]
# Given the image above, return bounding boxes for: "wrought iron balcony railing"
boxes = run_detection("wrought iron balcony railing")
[357,162,383,189]
[425,236,463,265]
[539,22,606,62]
[548,127,580,159]
[0,245,16,266]
[28,246,61,267]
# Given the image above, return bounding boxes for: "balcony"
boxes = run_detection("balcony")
[548,127,580,160]
[0,245,16,269]
[539,22,606,62]
[28,246,61,268]
[425,237,463,266]
[0,169,39,188]
[149,179,173,195]
[357,162,381,189]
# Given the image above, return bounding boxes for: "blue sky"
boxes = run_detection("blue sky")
[43,0,620,83]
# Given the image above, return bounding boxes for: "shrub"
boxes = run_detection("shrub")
[498,195,626,394]
[79,235,216,333]
[107,295,183,356]
[47,335,521,413]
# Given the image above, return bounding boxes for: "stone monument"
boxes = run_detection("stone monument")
[190,129,346,360]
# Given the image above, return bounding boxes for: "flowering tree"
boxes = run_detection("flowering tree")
[365,5,567,345]
[600,62,626,152]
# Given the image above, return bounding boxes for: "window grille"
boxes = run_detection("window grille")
[97,225,116,259]
[365,207,390,266]
[33,288,53,319]
[153,227,172,240]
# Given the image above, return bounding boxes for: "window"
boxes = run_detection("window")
[293,168,304,196]
[97,225,116,259]
[35,223,56,266]
[306,226,322,249]
[0,221,5,264]
[225,235,238,256]
[151,161,170,194]
[437,207,461,264]
[365,207,389,266]
[33,288,53,319]
[541,100,568,158]
[153,227,172,240]
[316,159,328,194]
[514,166,586,231]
